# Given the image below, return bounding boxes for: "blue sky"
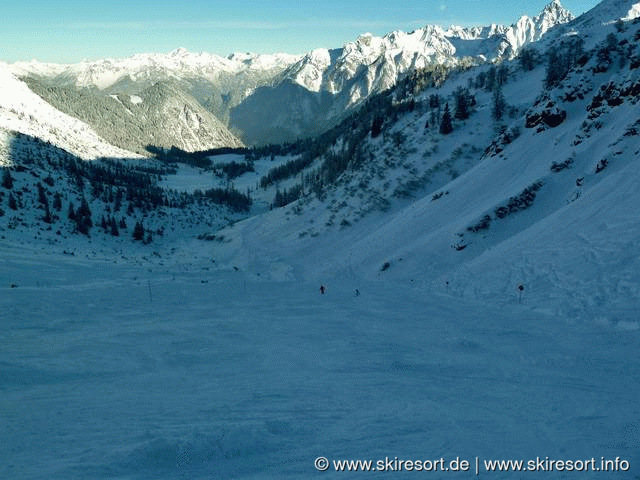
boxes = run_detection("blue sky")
[3,0,600,63]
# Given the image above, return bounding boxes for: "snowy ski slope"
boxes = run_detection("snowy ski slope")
[1,245,638,479]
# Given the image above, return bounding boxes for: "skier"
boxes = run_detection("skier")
[320,285,325,295]
[354,288,360,297]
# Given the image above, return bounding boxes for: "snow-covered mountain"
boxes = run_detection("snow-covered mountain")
[24,77,243,154]
[9,48,301,128]
[8,49,301,149]
[133,81,244,152]
[283,0,573,98]
[9,48,301,92]
[446,0,574,58]
[0,63,139,161]
[8,2,574,146]
[230,0,574,144]
[211,0,640,318]
[1,1,640,478]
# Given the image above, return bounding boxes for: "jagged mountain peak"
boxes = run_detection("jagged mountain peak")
[535,0,575,29]
[445,24,507,39]
[543,0,569,12]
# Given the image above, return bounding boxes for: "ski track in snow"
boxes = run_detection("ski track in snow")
[0,249,638,479]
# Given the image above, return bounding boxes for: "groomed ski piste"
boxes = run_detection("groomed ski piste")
[1,117,639,478]
[1,239,638,479]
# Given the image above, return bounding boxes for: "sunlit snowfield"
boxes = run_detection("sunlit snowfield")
[1,249,638,479]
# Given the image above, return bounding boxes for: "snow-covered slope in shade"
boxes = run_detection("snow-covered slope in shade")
[0,64,138,161]
[1,250,638,479]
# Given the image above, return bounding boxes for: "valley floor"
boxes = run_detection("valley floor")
[1,246,638,479]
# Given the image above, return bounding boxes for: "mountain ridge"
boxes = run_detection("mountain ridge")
[7,1,574,91]
[7,2,575,146]
[234,0,575,143]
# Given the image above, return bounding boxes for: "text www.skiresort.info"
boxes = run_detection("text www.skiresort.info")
[314,456,631,474]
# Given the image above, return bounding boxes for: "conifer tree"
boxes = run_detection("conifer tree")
[110,217,119,237]
[8,192,17,210]
[497,64,509,86]
[544,49,562,88]
[454,87,470,120]
[74,197,93,235]
[43,202,53,224]
[485,66,497,91]
[492,85,507,121]
[439,103,453,135]
[132,221,145,241]
[1,169,13,189]
[371,115,383,138]
[37,183,48,206]
[78,197,91,221]
[53,192,62,211]
[114,189,123,212]
[429,94,440,109]
[519,47,536,71]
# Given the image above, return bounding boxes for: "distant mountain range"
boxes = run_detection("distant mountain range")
[4,1,575,149]
[232,0,574,144]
